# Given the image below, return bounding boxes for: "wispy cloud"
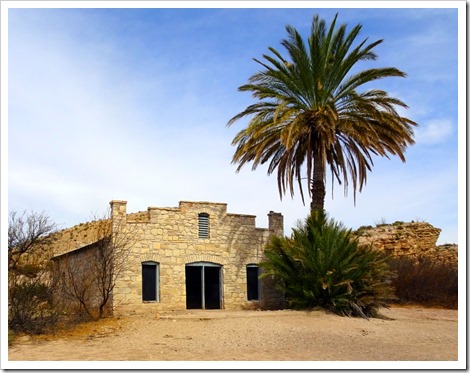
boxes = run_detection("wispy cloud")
[414,119,455,145]
[6,6,461,246]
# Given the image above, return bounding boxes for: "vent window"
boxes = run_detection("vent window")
[198,213,210,239]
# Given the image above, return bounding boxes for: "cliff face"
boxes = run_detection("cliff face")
[354,221,458,268]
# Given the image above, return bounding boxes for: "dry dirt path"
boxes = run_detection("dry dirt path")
[7,306,458,365]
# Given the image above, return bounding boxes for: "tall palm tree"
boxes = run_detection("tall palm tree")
[227,14,417,211]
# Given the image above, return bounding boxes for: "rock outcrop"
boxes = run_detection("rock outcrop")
[354,221,458,268]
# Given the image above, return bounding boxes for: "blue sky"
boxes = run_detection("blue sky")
[4,2,463,245]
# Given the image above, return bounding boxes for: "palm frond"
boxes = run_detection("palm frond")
[228,13,417,208]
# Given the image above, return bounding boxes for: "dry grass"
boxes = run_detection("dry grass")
[388,255,458,309]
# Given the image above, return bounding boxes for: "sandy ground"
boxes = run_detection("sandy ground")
[8,306,458,365]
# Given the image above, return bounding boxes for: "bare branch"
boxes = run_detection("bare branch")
[54,209,134,320]
[8,211,57,272]
[8,211,59,332]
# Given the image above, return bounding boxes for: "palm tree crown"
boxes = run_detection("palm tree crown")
[227,14,417,211]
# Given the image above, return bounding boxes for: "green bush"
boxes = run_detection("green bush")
[388,255,458,309]
[261,210,395,318]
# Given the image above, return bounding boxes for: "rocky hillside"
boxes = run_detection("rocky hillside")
[354,221,458,267]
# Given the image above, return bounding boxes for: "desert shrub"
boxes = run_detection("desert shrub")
[8,211,60,334]
[261,210,395,318]
[8,281,58,334]
[355,225,373,236]
[388,256,458,309]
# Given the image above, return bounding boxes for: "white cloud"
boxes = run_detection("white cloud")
[5,7,459,246]
[415,119,454,145]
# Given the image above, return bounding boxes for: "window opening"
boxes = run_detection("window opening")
[142,261,160,302]
[198,213,210,239]
[246,264,260,301]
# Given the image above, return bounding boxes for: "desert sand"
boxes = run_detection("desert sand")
[8,306,458,365]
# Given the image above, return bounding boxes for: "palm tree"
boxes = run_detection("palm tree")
[227,14,417,211]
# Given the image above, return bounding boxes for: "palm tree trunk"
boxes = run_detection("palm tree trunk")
[310,153,326,211]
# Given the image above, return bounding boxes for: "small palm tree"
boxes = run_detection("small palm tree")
[261,210,394,318]
[228,14,417,211]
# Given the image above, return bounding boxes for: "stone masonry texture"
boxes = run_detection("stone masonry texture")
[53,200,285,316]
[51,204,457,316]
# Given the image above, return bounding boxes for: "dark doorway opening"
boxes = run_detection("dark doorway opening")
[204,266,221,309]
[185,262,222,309]
[185,266,203,309]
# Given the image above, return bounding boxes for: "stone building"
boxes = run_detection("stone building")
[52,200,285,316]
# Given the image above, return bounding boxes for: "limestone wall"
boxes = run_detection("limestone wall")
[50,210,153,257]
[50,220,108,257]
[111,201,285,315]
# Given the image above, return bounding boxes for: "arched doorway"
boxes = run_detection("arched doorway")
[185,262,222,309]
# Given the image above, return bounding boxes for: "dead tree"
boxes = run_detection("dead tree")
[8,211,57,273]
[54,211,132,320]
